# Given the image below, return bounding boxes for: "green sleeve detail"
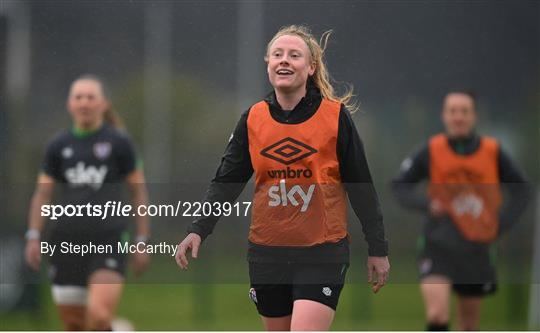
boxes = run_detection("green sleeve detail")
[416,235,426,252]
[489,244,498,265]
[120,231,131,244]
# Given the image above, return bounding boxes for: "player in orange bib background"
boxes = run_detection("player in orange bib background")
[176,25,390,330]
[392,90,531,330]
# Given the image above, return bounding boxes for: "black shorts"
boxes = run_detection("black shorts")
[248,262,349,317]
[48,232,128,286]
[418,243,497,297]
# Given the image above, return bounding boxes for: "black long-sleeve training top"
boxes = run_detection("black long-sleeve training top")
[391,133,531,252]
[187,84,388,263]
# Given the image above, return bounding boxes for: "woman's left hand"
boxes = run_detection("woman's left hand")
[367,256,390,294]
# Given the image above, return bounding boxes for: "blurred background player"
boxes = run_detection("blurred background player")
[24,74,150,330]
[176,25,390,331]
[391,90,531,330]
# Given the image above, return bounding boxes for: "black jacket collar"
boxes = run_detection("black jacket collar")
[446,132,481,155]
[263,81,323,124]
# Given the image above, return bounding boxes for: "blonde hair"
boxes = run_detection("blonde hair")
[71,74,124,129]
[265,25,358,113]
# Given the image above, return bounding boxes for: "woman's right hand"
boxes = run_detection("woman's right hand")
[25,239,41,271]
[175,233,202,270]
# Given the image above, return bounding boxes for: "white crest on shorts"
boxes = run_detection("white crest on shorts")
[419,258,433,275]
[105,258,118,269]
[322,287,332,297]
[483,283,494,293]
[400,157,412,172]
[62,147,74,159]
[93,142,112,160]
[249,287,257,304]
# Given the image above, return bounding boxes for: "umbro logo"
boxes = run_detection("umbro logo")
[260,137,317,165]
[62,147,74,159]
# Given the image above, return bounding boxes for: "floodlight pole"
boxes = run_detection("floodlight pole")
[143,2,173,182]
[2,0,31,217]
[236,0,265,113]
[529,189,540,330]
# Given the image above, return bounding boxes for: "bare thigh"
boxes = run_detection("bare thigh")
[290,299,335,331]
[261,315,292,331]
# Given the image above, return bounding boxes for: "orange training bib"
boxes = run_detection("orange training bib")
[428,134,502,243]
[247,99,348,246]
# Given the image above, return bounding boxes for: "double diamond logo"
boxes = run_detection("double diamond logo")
[260,137,317,165]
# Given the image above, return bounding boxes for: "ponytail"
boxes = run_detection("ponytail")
[103,107,124,129]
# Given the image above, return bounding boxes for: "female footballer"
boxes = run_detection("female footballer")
[24,74,150,330]
[392,90,530,330]
[176,25,390,330]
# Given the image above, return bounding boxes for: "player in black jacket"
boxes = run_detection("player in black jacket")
[176,25,389,330]
[392,90,530,330]
[25,75,150,330]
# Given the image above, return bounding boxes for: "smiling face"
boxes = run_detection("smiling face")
[67,79,109,129]
[266,34,316,94]
[442,92,477,138]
